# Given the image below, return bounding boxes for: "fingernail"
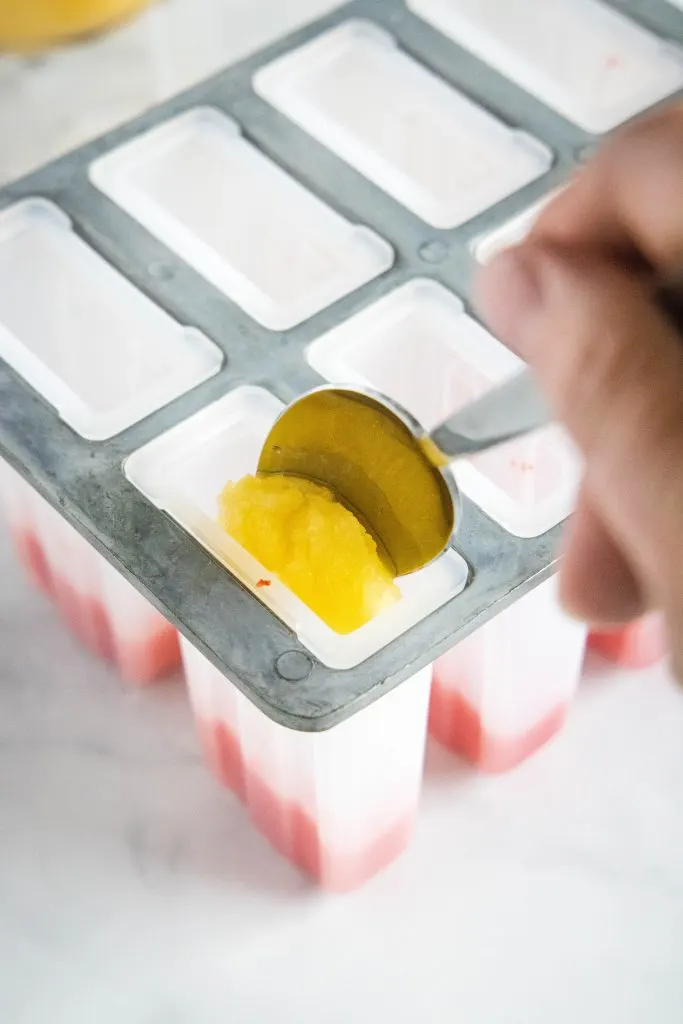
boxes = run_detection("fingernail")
[473,247,542,358]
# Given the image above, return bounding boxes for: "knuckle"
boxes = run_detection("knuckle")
[601,107,683,197]
[608,103,683,157]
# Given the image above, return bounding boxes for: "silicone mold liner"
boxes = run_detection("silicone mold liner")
[90,107,394,330]
[407,0,683,134]
[254,21,552,228]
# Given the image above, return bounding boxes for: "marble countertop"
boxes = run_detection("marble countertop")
[1,3,683,1021]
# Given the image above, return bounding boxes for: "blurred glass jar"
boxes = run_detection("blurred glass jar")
[0,0,151,50]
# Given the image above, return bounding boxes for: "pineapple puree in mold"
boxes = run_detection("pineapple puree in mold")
[219,474,400,634]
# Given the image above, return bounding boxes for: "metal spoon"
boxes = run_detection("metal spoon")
[257,370,549,576]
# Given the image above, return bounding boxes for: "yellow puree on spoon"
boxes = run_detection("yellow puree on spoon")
[219,474,400,634]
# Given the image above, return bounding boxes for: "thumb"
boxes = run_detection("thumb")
[474,242,683,617]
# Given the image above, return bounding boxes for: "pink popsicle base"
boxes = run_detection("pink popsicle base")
[429,678,568,774]
[588,616,667,669]
[197,718,415,892]
[12,527,179,684]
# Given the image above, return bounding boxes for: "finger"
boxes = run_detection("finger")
[530,104,683,274]
[474,242,683,613]
[560,488,646,626]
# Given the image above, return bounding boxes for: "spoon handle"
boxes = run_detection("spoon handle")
[427,370,550,462]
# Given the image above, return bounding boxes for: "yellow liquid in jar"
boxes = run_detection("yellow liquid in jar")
[219,474,400,635]
[0,0,151,50]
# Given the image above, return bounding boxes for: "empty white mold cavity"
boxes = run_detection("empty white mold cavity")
[0,199,222,441]
[407,0,683,134]
[472,188,561,264]
[90,107,393,330]
[125,385,468,670]
[254,20,552,229]
[307,279,580,537]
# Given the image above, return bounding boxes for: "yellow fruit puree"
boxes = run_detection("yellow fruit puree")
[219,474,400,634]
[0,1,150,50]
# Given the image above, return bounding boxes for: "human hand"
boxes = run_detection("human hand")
[474,104,683,680]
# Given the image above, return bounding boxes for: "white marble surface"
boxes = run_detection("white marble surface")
[1,2,683,1021]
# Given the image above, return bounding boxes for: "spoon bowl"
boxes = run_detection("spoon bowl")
[257,372,549,576]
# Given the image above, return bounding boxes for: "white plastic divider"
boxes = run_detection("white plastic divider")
[0,198,223,441]
[254,20,552,229]
[90,107,394,330]
[182,637,432,890]
[125,384,469,670]
[307,278,581,538]
[407,0,683,135]
[430,576,587,772]
[0,460,179,683]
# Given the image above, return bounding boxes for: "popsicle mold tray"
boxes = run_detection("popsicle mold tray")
[0,0,678,885]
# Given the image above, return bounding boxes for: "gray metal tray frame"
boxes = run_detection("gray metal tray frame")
[0,0,680,731]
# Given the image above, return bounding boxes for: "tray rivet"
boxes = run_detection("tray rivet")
[574,143,597,164]
[418,240,448,264]
[148,261,175,281]
[276,650,313,681]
